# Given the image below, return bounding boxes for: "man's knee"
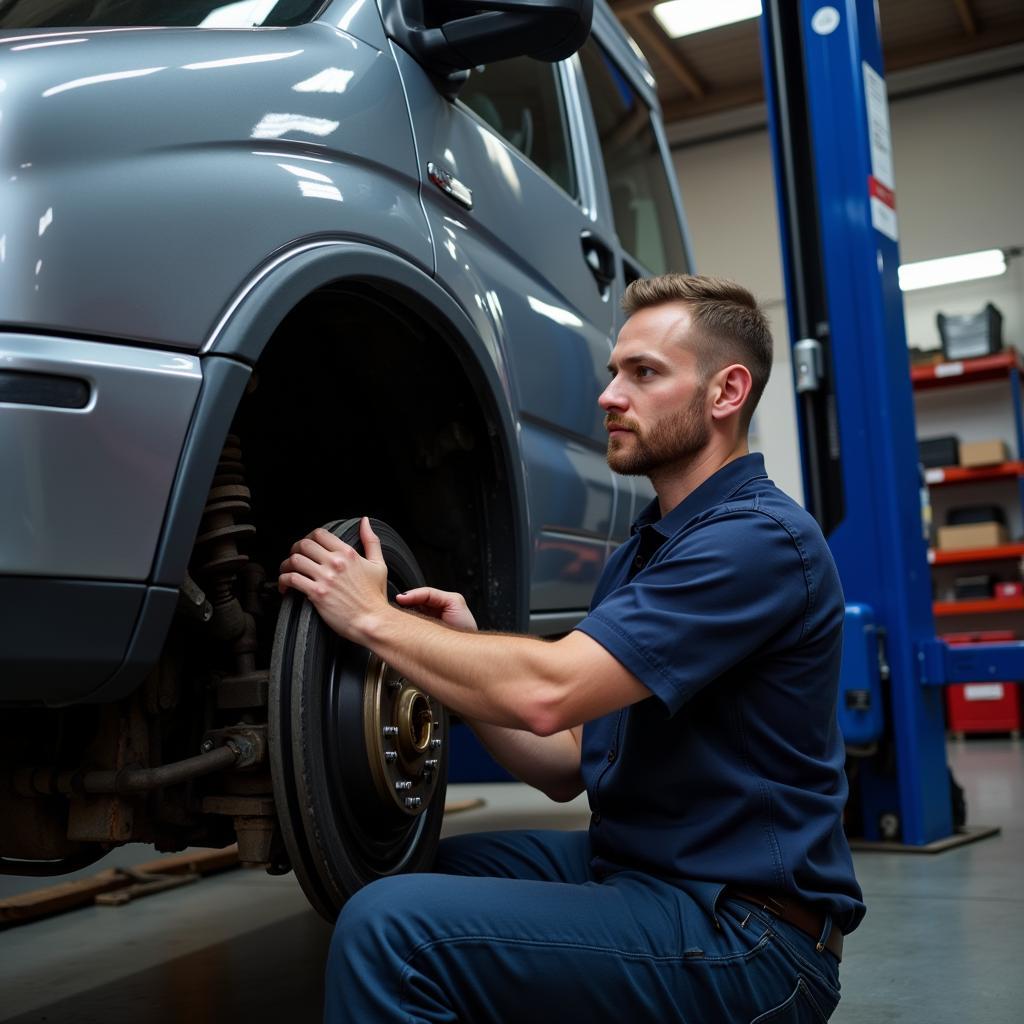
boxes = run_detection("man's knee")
[332,872,445,968]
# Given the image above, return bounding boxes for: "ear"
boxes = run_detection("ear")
[709,364,753,423]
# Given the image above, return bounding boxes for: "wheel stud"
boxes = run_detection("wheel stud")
[384,751,397,763]
[430,738,442,749]
[424,758,439,771]
[395,779,413,790]
[383,725,399,736]
[404,797,422,809]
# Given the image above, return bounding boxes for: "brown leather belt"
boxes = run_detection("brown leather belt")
[728,888,844,962]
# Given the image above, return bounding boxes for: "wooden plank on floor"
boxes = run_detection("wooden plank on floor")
[0,845,239,928]
[444,798,486,815]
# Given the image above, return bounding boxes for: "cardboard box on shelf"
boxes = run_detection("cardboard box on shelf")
[936,522,1009,551]
[959,439,1009,468]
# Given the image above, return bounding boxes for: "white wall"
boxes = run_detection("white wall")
[672,70,1024,506]
[895,73,1024,354]
[672,133,804,500]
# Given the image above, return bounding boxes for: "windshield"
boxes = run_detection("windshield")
[0,0,327,28]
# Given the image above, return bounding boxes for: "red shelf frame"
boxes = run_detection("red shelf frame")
[912,350,1021,391]
[929,543,1024,565]
[924,461,1024,486]
[934,597,1024,616]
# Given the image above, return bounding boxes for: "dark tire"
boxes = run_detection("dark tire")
[268,518,449,920]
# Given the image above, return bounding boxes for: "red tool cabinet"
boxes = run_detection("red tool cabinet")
[943,631,1023,735]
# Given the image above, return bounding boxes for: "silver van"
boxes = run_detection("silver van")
[0,0,691,917]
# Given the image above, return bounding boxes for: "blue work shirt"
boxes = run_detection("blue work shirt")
[575,452,865,934]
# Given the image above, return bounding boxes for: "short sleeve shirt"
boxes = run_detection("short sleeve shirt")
[575,453,865,933]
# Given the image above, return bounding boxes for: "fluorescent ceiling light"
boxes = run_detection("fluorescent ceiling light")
[898,249,1006,292]
[652,0,761,38]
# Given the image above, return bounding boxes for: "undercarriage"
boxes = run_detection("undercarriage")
[1,436,448,918]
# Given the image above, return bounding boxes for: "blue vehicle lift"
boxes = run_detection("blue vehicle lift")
[761,0,1022,845]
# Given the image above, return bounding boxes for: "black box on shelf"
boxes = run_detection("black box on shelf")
[937,303,1004,361]
[953,575,996,600]
[918,435,960,468]
[947,505,1007,526]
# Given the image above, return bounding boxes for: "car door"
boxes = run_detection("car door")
[391,44,622,618]
[575,27,695,536]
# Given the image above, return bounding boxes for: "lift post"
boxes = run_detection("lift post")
[759,0,1024,844]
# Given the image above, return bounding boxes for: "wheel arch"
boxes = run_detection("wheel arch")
[154,240,529,629]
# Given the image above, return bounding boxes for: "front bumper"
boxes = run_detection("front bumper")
[1,333,202,579]
[1,333,202,704]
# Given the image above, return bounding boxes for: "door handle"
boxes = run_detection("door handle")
[581,231,616,298]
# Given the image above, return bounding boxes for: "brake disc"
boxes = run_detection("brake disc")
[268,518,448,920]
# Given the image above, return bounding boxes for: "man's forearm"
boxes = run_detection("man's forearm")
[355,605,567,735]
[463,718,584,802]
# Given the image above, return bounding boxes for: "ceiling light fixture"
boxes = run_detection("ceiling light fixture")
[652,0,762,39]
[898,249,1009,292]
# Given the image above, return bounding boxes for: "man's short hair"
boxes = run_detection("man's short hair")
[622,274,773,429]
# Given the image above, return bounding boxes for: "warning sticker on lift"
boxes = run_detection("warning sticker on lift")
[862,62,898,242]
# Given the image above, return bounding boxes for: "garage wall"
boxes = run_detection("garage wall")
[673,69,1024,506]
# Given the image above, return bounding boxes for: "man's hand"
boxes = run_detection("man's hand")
[279,517,650,740]
[396,588,478,632]
[278,517,389,641]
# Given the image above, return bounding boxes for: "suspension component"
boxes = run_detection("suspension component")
[191,434,269,709]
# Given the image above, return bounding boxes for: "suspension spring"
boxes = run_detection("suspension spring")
[192,435,260,678]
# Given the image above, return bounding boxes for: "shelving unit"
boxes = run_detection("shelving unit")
[934,597,1024,617]
[928,543,1024,566]
[911,349,1024,389]
[914,348,1024,734]
[924,461,1024,487]
[916,349,1024,586]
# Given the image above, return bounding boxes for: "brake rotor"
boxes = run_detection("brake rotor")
[268,518,449,920]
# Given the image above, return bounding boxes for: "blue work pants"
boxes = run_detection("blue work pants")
[324,830,841,1022]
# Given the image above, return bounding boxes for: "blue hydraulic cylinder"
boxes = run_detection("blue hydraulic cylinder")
[761,1,952,842]
[837,604,885,747]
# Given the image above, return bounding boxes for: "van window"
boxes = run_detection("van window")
[0,0,326,28]
[578,39,687,277]
[458,57,576,198]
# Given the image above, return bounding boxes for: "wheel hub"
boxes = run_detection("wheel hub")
[362,656,442,816]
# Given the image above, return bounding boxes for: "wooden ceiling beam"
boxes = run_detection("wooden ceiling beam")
[953,0,978,37]
[625,14,706,98]
[884,19,1024,72]
[660,82,764,124]
[613,0,660,19]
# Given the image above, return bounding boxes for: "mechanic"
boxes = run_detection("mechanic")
[278,274,865,1023]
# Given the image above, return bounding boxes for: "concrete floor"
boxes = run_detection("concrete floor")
[1,739,1021,1023]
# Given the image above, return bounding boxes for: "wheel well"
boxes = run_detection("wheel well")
[234,284,522,630]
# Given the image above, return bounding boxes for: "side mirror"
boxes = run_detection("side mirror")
[384,0,594,80]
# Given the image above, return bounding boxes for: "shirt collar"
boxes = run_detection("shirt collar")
[631,452,769,538]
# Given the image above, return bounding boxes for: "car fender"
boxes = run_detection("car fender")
[154,238,530,614]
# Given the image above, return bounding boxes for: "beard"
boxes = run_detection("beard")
[605,386,710,477]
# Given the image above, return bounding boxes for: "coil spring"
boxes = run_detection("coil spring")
[193,435,257,616]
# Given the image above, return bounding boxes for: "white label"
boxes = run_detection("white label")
[863,62,899,241]
[964,684,1005,702]
[863,63,894,189]
[870,197,899,242]
[925,468,945,484]
[934,362,965,378]
[811,6,841,35]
